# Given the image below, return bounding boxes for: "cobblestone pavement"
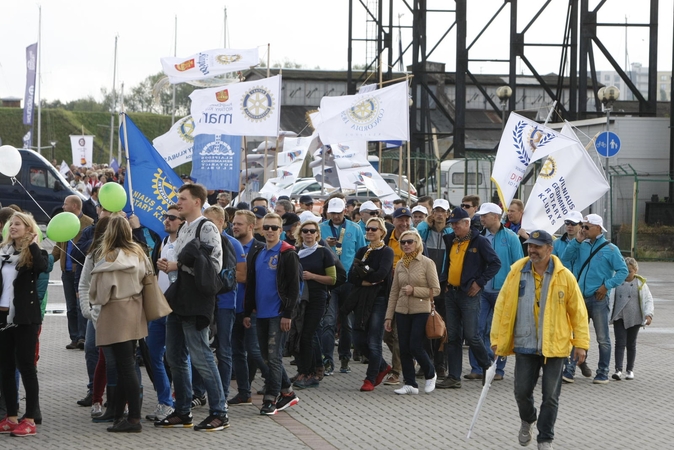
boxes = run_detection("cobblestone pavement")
[5,262,674,449]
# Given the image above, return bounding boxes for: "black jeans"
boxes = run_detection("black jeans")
[109,340,141,421]
[613,319,641,372]
[62,270,86,342]
[396,312,435,388]
[298,298,327,376]
[0,316,40,418]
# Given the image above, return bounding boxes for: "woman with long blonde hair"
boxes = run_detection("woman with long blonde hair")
[89,216,151,433]
[0,212,48,437]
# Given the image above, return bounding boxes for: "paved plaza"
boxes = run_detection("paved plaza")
[4,261,674,449]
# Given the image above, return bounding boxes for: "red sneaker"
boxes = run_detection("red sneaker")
[10,420,36,437]
[360,380,375,392]
[0,417,19,434]
[374,365,392,386]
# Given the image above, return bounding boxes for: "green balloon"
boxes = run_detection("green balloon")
[47,212,80,242]
[1,222,8,241]
[99,182,128,213]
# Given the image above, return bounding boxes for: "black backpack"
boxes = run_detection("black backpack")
[195,219,237,294]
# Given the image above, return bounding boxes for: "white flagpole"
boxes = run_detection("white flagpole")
[171,15,177,125]
[120,112,135,216]
[36,5,42,155]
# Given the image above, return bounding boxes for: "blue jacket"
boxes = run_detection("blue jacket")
[320,219,365,272]
[442,227,501,292]
[561,234,628,297]
[552,233,575,272]
[481,224,523,290]
[415,220,453,242]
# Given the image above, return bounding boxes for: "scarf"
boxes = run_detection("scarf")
[452,233,471,254]
[401,249,420,268]
[362,241,385,262]
[298,242,319,259]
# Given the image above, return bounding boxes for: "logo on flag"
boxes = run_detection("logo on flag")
[357,172,373,182]
[191,134,242,192]
[178,116,195,143]
[240,86,275,122]
[216,54,242,65]
[539,157,557,179]
[216,89,230,102]
[175,59,196,71]
[512,122,556,166]
[152,169,180,207]
[287,151,302,161]
[345,97,380,125]
[281,170,293,178]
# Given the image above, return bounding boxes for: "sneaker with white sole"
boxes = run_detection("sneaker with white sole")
[518,420,535,446]
[154,411,193,428]
[424,373,437,394]
[394,385,419,395]
[537,441,553,449]
[191,395,207,408]
[612,371,622,381]
[276,392,299,411]
[0,417,19,434]
[10,420,36,437]
[91,402,103,418]
[194,413,229,431]
[625,370,635,380]
[146,403,174,421]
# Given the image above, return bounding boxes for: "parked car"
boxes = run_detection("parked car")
[380,173,417,197]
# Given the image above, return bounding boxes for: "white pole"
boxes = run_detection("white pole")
[171,15,177,125]
[36,5,42,154]
[118,83,124,163]
[109,35,118,163]
[121,113,135,215]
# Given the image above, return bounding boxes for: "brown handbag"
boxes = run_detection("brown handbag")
[141,273,173,321]
[426,301,447,349]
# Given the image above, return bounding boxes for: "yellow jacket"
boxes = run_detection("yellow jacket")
[490,255,590,357]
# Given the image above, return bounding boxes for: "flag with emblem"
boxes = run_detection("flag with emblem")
[120,114,183,238]
[315,81,409,145]
[491,112,576,209]
[152,115,195,168]
[521,123,609,234]
[161,48,259,84]
[190,134,242,192]
[190,75,281,137]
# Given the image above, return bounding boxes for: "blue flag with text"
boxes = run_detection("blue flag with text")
[120,115,182,238]
[190,134,242,192]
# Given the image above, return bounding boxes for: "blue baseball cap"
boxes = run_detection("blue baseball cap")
[447,207,470,223]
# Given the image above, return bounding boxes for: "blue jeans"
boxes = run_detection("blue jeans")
[256,316,292,402]
[469,290,506,376]
[84,320,99,391]
[514,354,565,444]
[353,296,388,383]
[146,316,173,407]
[230,312,251,398]
[215,308,235,399]
[62,271,86,342]
[320,283,353,364]
[563,295,611,378]
[165,313,226,415]
[396,313,435,388]
[445,288,490,380]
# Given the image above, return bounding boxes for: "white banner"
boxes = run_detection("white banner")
[316,81,410,145]
[330,140,369,161]
[69,135,94,167]
[277,135,316,166]
[190,75,281,137]
[161,48,259,84]
[491,112,576,209]
[152,115,195,168]
[59,161,70,178]
[521,123,609,234]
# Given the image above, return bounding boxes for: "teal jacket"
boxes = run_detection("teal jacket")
[320,219,365,272]
[561,234,628,297]
[37,254,55,319]
[481,225,524,291]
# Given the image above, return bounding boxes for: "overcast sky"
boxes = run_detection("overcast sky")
[1,0,671,103]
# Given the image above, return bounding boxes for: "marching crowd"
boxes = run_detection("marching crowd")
[0,183,655,450]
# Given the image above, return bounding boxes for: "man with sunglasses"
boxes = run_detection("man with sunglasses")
[461,195,482,231]
[552,211,583,271]
[560,214,628,385]
[244,213,301,415]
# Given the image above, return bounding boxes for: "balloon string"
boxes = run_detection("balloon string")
[11,177,86,268]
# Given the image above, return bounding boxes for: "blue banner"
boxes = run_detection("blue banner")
[190,134,242,192]
[23,43,37,126]
[23,129,32,149]
[120,115,183,239]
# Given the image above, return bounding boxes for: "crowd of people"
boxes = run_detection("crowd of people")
[0,182,656,449]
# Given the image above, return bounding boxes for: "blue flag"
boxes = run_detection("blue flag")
[110,157,119,173]
[120,115,183,239]
[190,134,242,192]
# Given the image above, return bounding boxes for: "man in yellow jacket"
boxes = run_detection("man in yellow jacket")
[491,230,589,450]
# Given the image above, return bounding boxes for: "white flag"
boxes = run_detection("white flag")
[491,112,576,208]
[277,135,317,167]
[316,81,409,145]
[59,161,70,178]
[190,75,281,137]
[69,135,94,167]
[153,115,195,168]
[521,123,609,234]
[161,48,259,84]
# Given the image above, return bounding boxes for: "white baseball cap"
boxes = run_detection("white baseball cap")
[359,200,379,212]
[411,205,428,215]
[474,202,503,216]
[564,211,583,224]
[327,198,346,213]
[432,199,450,211]
[583,213,607,232]
[299,210,320,224]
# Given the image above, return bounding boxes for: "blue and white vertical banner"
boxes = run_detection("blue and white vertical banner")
[190,134,242,192]
[23,43,38,126]
[23,129,33,149]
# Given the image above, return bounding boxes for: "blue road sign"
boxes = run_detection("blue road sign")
[595,131,621,157]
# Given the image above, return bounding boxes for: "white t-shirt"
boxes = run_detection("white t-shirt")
[0,259,18,309]
[157,237,177,293]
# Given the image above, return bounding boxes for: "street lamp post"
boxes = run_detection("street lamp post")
[597,85,620,240]
[50,140,56,162]
[496,85,513,132]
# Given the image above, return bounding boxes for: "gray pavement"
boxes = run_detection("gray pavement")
[5,261,674,449]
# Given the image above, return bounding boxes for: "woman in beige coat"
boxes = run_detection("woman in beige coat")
[385,230,440,395]
[89,216,150,433]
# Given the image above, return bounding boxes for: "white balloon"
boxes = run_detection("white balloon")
[0,145,21,177]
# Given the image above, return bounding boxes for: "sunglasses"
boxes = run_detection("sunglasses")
[582,225,593,230]
[400,239,415,246]
[365,227,380,232]
[301,228,317,234]
[162,214,182,222]
[364,211,379,216]
[262,225,281,231]
[564,220,579,226]
[461,204,473,209]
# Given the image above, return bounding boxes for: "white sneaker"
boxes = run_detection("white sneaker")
[612,371,622,380]
[625,370,635,380]
[519,420,535,446]
[538,442,553,449]
[90,402,103,418]
[394,385,419,395]
[424,373,437,394]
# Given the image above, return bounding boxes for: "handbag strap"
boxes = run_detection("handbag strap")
[577,241,610,281]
